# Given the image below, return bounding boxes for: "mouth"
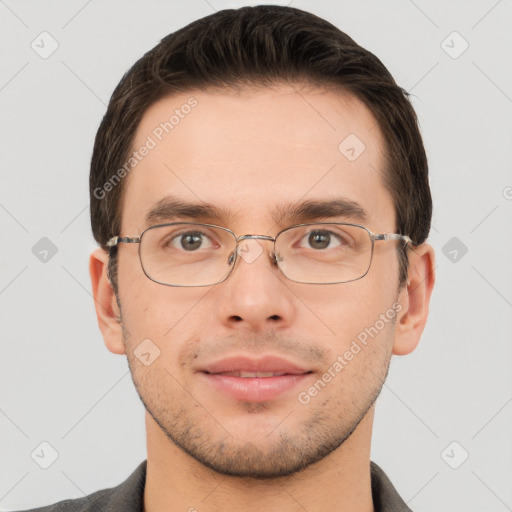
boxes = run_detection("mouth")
[208,371,292,378]
[198,356,313,402]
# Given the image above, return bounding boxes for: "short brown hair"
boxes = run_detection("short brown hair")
[90,5,431,289]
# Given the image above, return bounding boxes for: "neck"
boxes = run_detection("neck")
[143,408,375,512]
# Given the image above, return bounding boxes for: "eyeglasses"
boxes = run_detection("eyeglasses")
[106,222,413,287]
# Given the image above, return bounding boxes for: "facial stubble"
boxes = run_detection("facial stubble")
[118,301,394,480]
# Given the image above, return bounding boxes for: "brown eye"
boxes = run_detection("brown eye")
[298,229,345,250]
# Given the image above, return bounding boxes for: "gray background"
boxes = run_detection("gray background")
[1,0,511,510]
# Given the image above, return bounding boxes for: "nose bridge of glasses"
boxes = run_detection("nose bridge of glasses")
[227,234,278,267]
[236,234,276,243]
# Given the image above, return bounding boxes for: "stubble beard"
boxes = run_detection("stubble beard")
[119,306,393,479]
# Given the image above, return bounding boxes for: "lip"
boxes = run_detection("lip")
[200,355,310,374]
[198,355,312,402]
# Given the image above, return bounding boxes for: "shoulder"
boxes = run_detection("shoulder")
[13,460,147,512]
[370,460,413,512]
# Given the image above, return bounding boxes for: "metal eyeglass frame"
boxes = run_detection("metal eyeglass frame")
[106,222,414,286]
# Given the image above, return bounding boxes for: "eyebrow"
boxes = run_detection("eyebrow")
[145,197,233,226]
[144,195,367,228]
[274,198,367,225]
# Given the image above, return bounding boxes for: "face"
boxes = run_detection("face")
[114,84,402,478]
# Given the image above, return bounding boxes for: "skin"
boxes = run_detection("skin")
[90,83,435,512]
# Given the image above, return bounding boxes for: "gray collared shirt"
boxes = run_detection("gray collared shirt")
[17,460,412,511]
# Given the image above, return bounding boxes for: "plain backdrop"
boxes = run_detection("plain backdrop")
[1,1,511,511]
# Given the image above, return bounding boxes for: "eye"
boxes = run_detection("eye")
[167,230,216,251]
[297,229,348,250]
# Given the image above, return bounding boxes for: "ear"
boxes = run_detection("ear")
[393,243,435,355]
[89,248,125,355]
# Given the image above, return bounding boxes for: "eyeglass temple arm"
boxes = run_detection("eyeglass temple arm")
[373,233,414,245]
[106,236,141,248]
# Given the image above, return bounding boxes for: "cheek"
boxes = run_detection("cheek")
[117,270,205,362]
[297,278,398,340]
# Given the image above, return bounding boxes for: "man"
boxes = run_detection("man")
[20,5,435,511]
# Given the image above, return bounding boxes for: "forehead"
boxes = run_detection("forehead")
[120,84,394,233]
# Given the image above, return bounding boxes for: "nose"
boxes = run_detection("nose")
[215,238,296,331]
